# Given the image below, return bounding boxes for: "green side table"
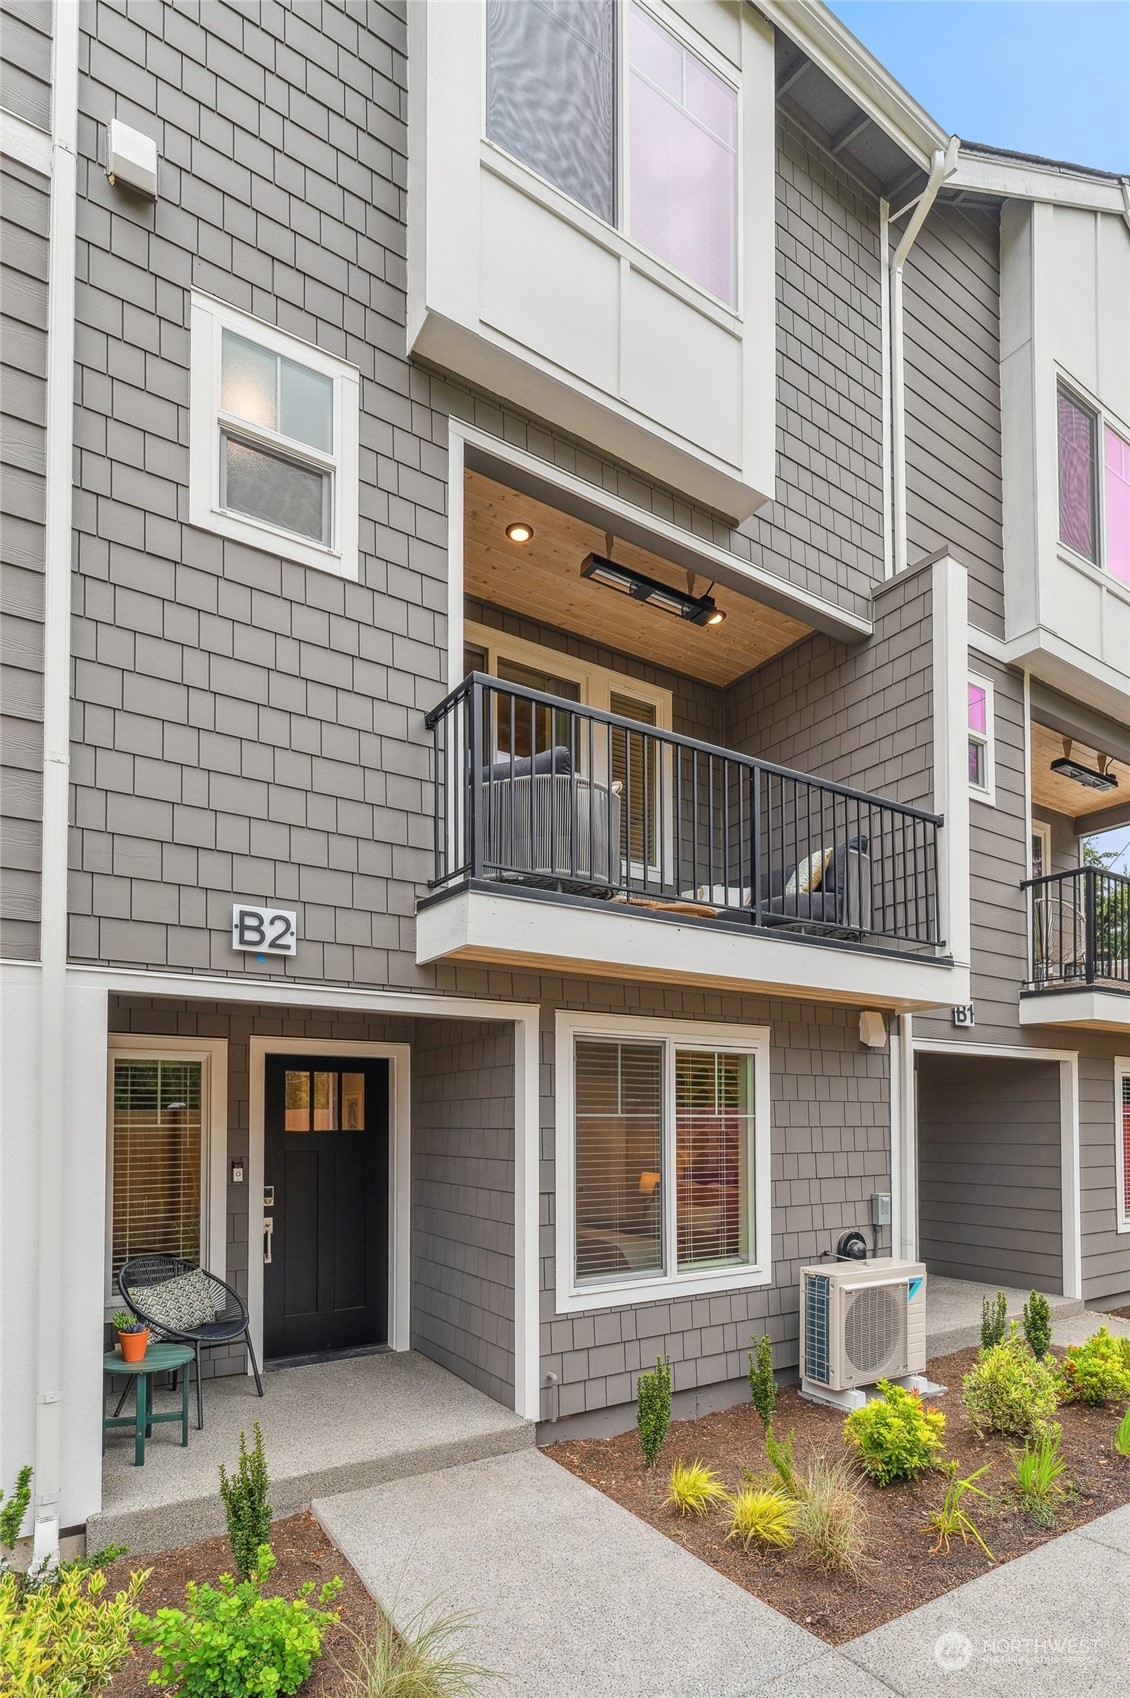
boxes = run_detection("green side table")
[103,1344,194,1466]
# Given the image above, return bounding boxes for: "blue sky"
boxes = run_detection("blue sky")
[827,2,1130,174]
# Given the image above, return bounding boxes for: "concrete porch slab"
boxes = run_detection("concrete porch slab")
[315,1449,820,1698]
[926,1276,1084,1357]
[87,1350,533,1555]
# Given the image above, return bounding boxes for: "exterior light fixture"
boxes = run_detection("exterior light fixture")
[580,552,726,627]
[505,521,534,544]
[1050,739,1118,792]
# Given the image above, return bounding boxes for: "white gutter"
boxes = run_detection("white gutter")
[888,136,959,576]
[32,0,80,1569]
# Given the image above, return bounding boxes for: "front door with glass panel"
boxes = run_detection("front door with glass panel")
[263,1056,388,1358]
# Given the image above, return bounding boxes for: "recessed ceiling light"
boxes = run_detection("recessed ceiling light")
[505,521,534,544]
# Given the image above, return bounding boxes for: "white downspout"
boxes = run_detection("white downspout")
[888,137,959,576]
[32,0,80,1570]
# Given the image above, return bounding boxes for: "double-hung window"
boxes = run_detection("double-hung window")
[190,294,359,577]
[485,0,738,307]
[967,677,995,804]
[556,1013,771,1311]
[1057,382,1130,586]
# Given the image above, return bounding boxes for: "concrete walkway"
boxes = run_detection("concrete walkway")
[317,1451,1130,1698]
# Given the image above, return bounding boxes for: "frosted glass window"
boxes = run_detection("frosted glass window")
[486,0,615,224]
[281,358,333,453]
[629,5,737,304]
[222,436,328,543]
[1058,387,1098,562]
[1105,426,1130,586]
[222,333,277,431]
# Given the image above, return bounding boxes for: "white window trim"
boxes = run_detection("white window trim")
[1117,1056,1130,1234]
[104,1035,228,1311]
[480,0,742,316]
[188,292,360,579]
[554,1010,772,1315]
[464,620,673,730]
[1056,372,1130,586]
[1030,817,1052,880]
[967,673,996,807]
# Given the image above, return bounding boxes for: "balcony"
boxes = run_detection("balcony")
[1020,868,1130,1032]
[417,676,959,1010]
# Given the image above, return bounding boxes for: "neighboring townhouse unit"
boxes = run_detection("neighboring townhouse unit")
[0,0,1126,1556]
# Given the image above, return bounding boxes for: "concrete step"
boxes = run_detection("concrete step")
[926,1275,1085,1359]
[87,1350,534,1555]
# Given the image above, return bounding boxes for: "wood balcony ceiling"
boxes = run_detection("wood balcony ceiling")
[1030,720,1130,823]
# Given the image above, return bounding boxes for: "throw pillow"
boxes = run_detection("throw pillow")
[131,1267,216,1332]
[786,846,834,897]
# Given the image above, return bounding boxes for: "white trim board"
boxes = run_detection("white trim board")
[909,1038,1082,1300]
[246,1038,412,1372]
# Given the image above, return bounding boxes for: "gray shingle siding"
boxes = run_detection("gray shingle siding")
[1,0,52,132]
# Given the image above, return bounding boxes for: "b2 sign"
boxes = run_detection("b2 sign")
[231,903,297,956]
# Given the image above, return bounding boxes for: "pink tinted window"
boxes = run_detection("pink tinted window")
[968,683,987,734]
[629,6,737,306]
[1105,425,1130,585]
[1058,388,1097,561]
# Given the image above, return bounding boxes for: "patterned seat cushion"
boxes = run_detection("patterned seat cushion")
[131,1268,216,1332]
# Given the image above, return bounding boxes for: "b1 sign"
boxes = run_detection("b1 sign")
[232,904,297,956]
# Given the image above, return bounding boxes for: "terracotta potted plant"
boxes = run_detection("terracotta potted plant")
[112,1308,149,1364]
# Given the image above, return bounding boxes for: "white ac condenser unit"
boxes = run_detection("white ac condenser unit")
[800,1258,927,1394]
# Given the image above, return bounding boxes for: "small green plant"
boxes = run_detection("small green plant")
[636,1354,672,1470]
[0,1466,32,1563]
[765,1426,801,1497]
[724,1487,796,1550]
[333,1594,503,1697]
[219,1421,272,1581]
[924,1463,995,1561]
[1023,1291,1052,1360]
[1057,1327,1130,1407]
[111,1308,146,1334]
[0,1563,149,1697]
[747,1334,776,1431]
[133,1544,341,1698]
[963,1328,1059,1438]
[1113,1406,1130,1457]
[843,1381,945,1485]
[981,1289,1008,1350]
[790,1455,869,1576]
[1010,1424,1070,1524]
[664,1459,728,1517]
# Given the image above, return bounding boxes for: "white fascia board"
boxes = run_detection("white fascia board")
[417,890,968,1013]
[1001,625,1130,725]
[756,0,946,170]
[950,153,1128,214]
[1019,991,1130,1033]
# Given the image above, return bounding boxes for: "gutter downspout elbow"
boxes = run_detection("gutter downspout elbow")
[888,137,959,576]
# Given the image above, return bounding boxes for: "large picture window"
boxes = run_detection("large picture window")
[1117,1059,1130,1234]
[557,1014,770,1311]
[1057,382,1130,585]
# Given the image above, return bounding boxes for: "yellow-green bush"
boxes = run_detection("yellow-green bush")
[0,1563,147,1697]
[664,1459,728,1517]
[963,1332,1059,1437]
[724,1487,796,1549]
[1058,1327,1130,1408]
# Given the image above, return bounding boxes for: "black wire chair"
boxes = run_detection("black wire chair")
[117,1256,264,1431]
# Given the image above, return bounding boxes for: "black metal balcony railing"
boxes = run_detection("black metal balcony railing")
[1023,867,1130,991]
[424,674,944,954]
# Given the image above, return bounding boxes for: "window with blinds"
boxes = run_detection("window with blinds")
[573,1035,756,1288]
[1120,1063,1130,1227]
[111,1058,204,1280]
[610,691,658,869]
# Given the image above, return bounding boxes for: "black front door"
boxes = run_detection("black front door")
[264,1055,389,1359]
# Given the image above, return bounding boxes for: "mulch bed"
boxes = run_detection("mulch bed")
[1104,1304,1130,1320]
[103,1512,377,1695]
[548,1346,1130,1645]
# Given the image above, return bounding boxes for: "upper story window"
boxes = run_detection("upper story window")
[485,0,738,307]
[967,676,995,804]
[189,294,359,578]
[1057,382,1130,586]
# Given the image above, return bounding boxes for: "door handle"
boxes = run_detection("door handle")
[263,1215,274,1265]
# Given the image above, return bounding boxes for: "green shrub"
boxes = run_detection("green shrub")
[925,1463,994,1562]
[636,1355,672,1469]
[665,1459,728,1517]
[133,1544,340,1698]
[962,1329,1059,1438]
[1023,1291,1052,1360]
[219,1421,272,1581]
[0,1465,31,1563]
[0,1563,148,1698]
[791,1455,869,1575]
[1114,1406,1130,1457]
[981,1290,1008,1350]
[843,1381,945,1485]
[747,1335,776,1431]
[1010,1423,1070,1524]
[764,1426,800,1497]
[1057,1327,1130,1407]
[333,1596,502,1697]
[724,1487,796,1549]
